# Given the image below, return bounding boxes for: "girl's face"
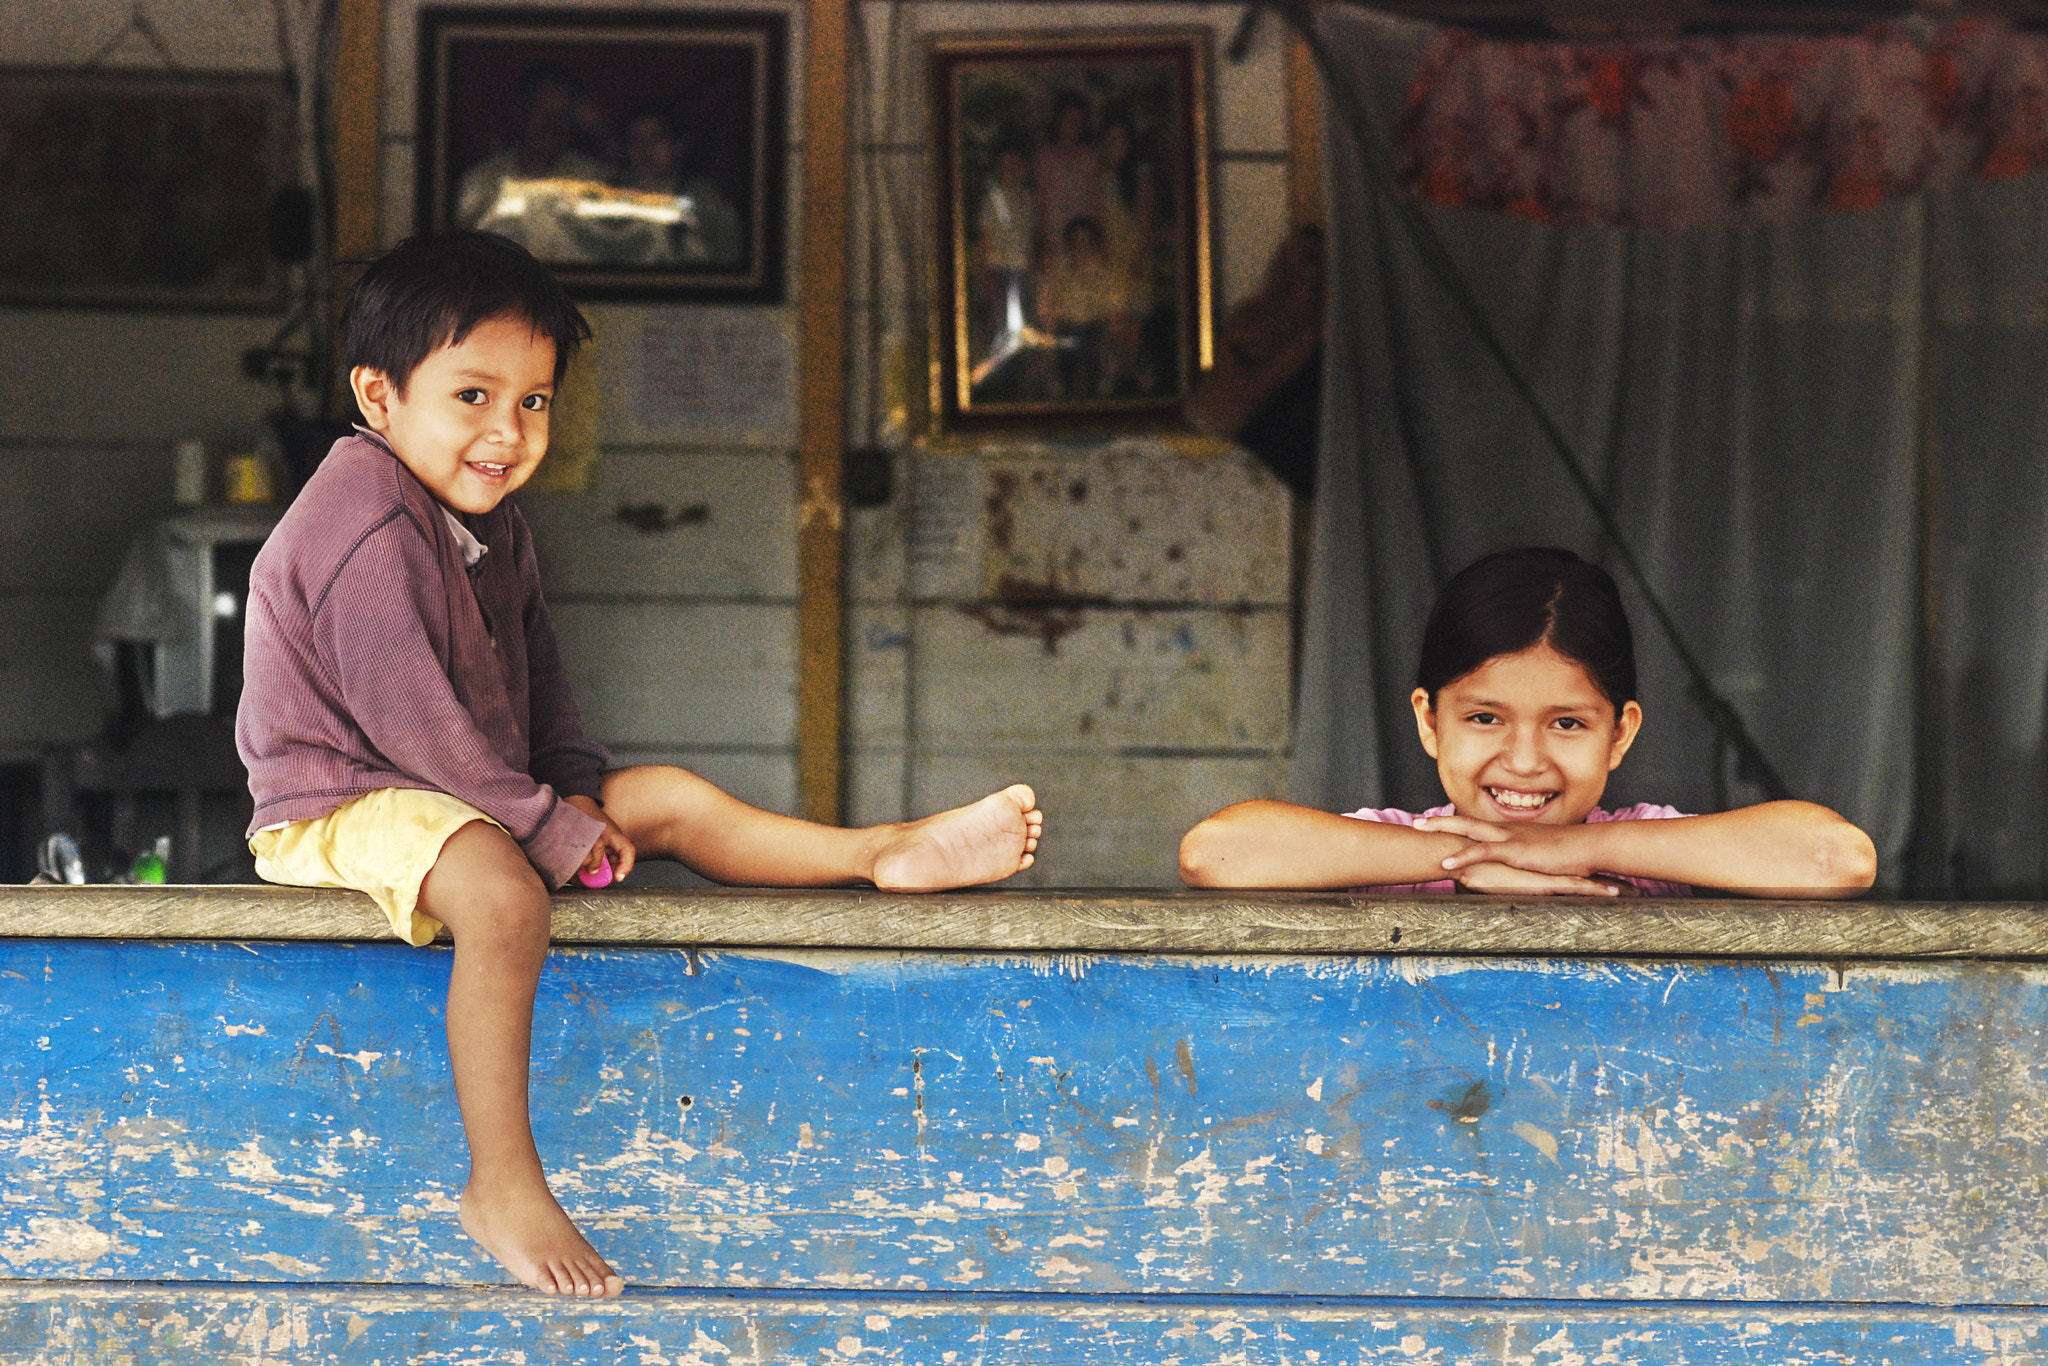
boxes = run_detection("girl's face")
[1410,642,1642,826]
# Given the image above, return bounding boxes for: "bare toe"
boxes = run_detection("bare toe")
[461,1176,625,1296]
[872,784,1043,891]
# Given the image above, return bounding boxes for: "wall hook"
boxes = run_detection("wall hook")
[87,3,181,71]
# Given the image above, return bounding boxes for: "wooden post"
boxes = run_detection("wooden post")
[328,0,383,417]
[1287,21,1323,229]
[331,0,383,261]
[1285,15,1323,671]
[795,0,852,825]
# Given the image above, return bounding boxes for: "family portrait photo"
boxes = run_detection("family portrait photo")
[417,8,786,300]
[931,32,1212,429]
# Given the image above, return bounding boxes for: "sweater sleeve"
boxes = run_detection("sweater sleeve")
[509,511,608,802]
[311,510,604,886]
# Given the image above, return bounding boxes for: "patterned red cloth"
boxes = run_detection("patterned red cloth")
[1398,18,2048,228]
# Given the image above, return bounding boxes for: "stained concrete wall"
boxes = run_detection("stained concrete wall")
[839,2,1298,885]
[1,0,1300,886]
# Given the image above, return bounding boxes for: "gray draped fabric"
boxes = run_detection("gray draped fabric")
[1294,7,2048,893]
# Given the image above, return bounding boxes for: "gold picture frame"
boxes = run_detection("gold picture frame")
[928,30,1214,432]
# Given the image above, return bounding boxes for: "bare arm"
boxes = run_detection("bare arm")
[1433,801,1876,898]
[1179,800,1622,894]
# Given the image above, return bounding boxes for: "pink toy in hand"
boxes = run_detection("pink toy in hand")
[577,855,614,889]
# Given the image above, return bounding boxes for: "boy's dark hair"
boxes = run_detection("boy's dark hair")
[1416,547,1637,711]
[342,232,592,395]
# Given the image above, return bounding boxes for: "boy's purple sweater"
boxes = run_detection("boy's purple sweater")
[237,432,607,887]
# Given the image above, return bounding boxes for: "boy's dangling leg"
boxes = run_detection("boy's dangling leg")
[416,820,624,1297]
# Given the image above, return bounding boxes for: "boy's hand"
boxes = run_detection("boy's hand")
[1419,814,1601,879]
[566,795,636,883]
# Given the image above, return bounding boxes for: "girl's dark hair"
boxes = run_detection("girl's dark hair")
[341,231,592,395]
[1415,547,1637,710]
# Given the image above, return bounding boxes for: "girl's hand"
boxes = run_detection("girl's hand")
[566,795,636,883]
[1418,813,1600,878]
[1451,859,1624,897]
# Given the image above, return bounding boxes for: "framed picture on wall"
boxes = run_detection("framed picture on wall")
[418,8,786,301]
[0,69,290,310]
[929,30,1214,431]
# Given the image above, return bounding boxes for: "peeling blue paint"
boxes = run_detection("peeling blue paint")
[2,941,2045,1360]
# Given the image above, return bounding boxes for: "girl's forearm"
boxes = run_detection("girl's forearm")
[1583,801,1876,897]
[1180,800,1469,889]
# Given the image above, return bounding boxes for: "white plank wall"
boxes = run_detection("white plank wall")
[0,11,296,757]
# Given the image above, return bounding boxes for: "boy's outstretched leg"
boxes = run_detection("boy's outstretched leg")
[600,767,1042,889]
[417,821,624,1297]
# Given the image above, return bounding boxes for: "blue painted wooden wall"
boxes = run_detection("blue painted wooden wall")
[4,937,2047,1361]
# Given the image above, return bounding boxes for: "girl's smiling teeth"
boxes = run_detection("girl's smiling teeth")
[471,460,511,479]
[1487,786,1557,812]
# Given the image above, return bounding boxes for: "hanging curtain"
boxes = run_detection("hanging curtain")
[1927,175,2048,893]
[1402,16,2048,229]
[1294,7,2048,893]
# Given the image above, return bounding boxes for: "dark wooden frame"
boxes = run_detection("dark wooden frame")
[0,69,291,311]
[928,30,1214,433]
[417,7,787,302]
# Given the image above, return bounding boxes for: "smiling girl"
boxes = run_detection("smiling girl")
[1179,547,1875,897]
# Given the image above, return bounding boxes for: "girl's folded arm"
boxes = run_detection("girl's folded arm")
[1441,801,1876,898]
[1179,800,1472,889]
[1589,801,1875,897]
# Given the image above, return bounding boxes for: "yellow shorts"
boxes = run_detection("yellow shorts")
[250,789,505,946]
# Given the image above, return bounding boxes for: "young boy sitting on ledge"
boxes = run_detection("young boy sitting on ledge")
[237,231,1044,1299]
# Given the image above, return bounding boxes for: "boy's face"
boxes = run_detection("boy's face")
[352,312,557,516]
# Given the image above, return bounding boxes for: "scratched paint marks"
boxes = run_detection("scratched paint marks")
[7,941,2048,1309]
[0,940,461,1285]
[7,1287,2048,1365]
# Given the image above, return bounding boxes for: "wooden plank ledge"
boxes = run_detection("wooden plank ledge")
[3,884,2047,958]
[9,1281,2048,1364]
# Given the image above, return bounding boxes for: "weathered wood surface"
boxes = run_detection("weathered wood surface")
[9,891,2048,1363]
[8,1284,2048,1365]
[4,937,2048,1304]
[4,884,2048,958]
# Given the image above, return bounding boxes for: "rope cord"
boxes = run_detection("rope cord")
[1276,0,1792,802]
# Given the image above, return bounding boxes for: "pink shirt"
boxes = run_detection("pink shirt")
[1341,803,1694,897]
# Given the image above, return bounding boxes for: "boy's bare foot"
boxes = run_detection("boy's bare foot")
[870,784,1044,892]
[460,1172,624,1297]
